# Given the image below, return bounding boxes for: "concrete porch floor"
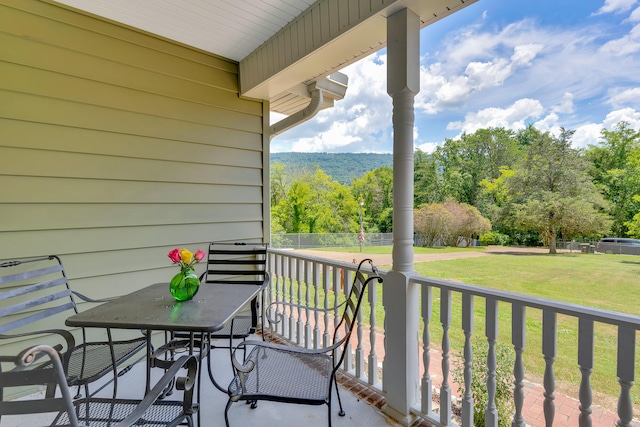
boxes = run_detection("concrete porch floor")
[0,339,400,427]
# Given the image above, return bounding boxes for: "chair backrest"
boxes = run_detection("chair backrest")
[0,256,78,337]
[202,242,268,286]
[332,259,382,366]
[0,344,81,426]
[202,242,269,331]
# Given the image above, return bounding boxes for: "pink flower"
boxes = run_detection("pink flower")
[194,249,206,261]
[168,248,181,263]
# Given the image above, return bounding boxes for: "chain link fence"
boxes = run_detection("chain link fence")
[271,233,394,249]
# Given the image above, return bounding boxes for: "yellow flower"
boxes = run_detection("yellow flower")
[180,248,193,264]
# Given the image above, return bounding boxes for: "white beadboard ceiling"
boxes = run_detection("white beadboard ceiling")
[54,0,317,62]
[54,0,476,115]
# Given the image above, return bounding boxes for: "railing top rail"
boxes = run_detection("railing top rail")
[268,248,379,274]
[412,275,640,328]
[268,248,640,329]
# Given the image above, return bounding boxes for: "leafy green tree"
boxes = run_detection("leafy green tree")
[585,121,640,236]
[272,168,359,233]
[414,203,452,247]
[414,150,445,206]
[351,166,393,232]
[270,162,289,208]
[432,128,520,208]
[505,128,611,253]
[414,200,491,247]
[443,200,491,246]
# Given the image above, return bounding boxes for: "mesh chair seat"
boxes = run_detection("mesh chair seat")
[66,337,147,385]
[228,345,332,404]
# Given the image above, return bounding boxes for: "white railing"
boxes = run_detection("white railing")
[266,249,383,388]
[266,249,640,427]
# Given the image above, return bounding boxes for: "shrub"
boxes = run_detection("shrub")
[451,340,515,427]
[479,231,510,246]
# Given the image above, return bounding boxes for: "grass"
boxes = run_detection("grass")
[309,245,487,255]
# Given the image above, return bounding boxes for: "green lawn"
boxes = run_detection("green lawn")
[309,245,487,255]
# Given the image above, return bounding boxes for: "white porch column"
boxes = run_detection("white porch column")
[382,8,420,425]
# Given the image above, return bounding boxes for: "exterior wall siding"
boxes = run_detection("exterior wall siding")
[0,0,268,300]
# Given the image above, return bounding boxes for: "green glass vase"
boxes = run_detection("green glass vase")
[169,268,200,301]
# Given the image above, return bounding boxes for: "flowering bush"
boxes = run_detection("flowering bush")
[168,247,206,271]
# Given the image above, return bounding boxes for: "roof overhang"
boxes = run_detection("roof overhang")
[53,0,477,117]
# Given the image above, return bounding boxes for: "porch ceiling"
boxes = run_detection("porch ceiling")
[53,0,477,116]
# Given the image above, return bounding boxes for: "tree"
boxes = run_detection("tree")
[272,168,359,234]
[414,201,491,247]
[443,200,491,246]
[586,121,640,236]
[414,149,445,206]
[431,128,520,208]
[414,203,452,246]
[351,166,393,232]
[505,128,611,253]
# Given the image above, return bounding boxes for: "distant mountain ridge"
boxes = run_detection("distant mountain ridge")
[270,152,393,184]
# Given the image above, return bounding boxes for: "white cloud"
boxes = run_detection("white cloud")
[631,6,640,21]
[447,98,544,134]
[573,123,604,148]
[534,113,559,131]
[571,109,640,148]
[608,87,640,106]
[417,41,544,115]
[416,142,439,153]
[599,23,640,55]
[511,44,544,66]
[594,0,638,15]
[603,107,640,128]
[552,92,575,114]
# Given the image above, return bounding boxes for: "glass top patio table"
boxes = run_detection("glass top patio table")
[65,282,263,426]
[66,282,262,333]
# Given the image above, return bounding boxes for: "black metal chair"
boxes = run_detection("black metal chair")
[167,242,269,390]
[0,344,197,426]
[224,259,383,427]
[0,256,146,401]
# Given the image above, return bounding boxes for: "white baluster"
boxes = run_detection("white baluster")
[333,267,343,365]
[616,326,635,427]
[462,293,474,427]
[578,318,593,427]
[342,269,353,372]
[542,310,556,427]
[304,260,312,349]
[313,262,321,349]
[485,298,498,427]
[323,264,331,348]
[287,257,295,342]
[296,258,304,346]
[421,285,433,415]
[512,304,526,427]
[368,272,378,386]
[355,281,365,379]
[440,289,452,425]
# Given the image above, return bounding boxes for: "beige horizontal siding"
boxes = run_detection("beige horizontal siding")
[0,0,268,289]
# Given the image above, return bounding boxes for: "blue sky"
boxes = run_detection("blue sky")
[270,0,640,153]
